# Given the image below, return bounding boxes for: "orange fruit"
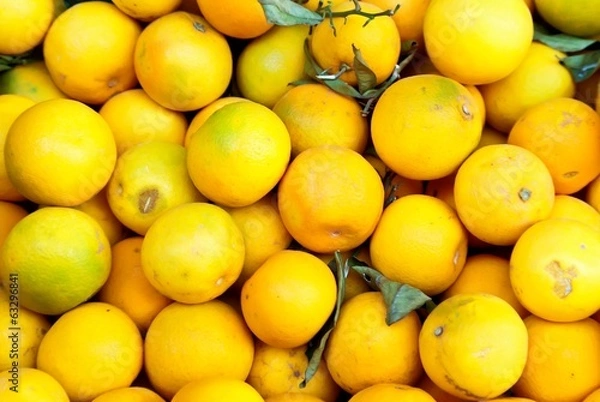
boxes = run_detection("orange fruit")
[241,250,337,349]
[134,11,232,111]
[534,0,600,37]
[99,88,188,156]
[512,315,600,402]
[236,24,309,108]
[586,174,600,213]
[97,237,172,333]
[0,94,35,201]
[186,101,291,207]
[0,201,28,248]
[585,388,600,402]
[144,300,255,399]
[300,0,346,11]
[277,145,384,253]
[36,302,144,402]
[246,340,340,402]
[442,254,529,318]
[423,0,533,85]
[370,194,468,295]
[141,202,245,304]
[419,293,529,400]
[479,42,575,133]
[348,383,436,402]
[0,299,51,371]
[196,0,272,39]
[172,377,265,402]
[0,207,111,315]
[43,1,141,104]
[0,368,69,402]
[266,395,327,402]
[324,292,423,394]
[4,98,117,207]
[454,144,555,246]
[91,387,166,402]
[0,0,55,55]
[309,1,401,86]
[113,0,181,21]
[272,83,369,158]
[224,194,293,289]
[368,0,432,43]
[70,188,127,246]
[510,218,600,322]
[371,74,483,180]
[508,97,600,194]
[475,126,507,150]
[0,60,67,103]
[184,96,249,147]
[548,194,600,232]
[415,375,468,402]
[107,141,205,235]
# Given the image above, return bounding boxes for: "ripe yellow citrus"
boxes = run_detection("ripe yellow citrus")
[475,126,507,150]
[172,377,265,402]
[107,141,205,235]
[371,74,483,180]
[442,254,529,318]
[454,144,555,246]
[141,202,244,304]
[277,146,384,253]
[91,386,166,402]
[113,0,181,21]
[510,218,600,322]
[508,97,600,195]
[587,174,600,213]
[187,101,291,207]
[0,207,111,315]
[184,96,249,147]
[534,0,600,37]
[368,0,432,43]
[97,237,172,333]
[309,1,401,86]
[144,300,255,399]
[4,98,117,207]
[196,0,273,39]
[0,61,67,102]
[266,395,327,402]
[272,83,369,157]
[419,293,529,400]
[0,300,50,371]
[69,188,127,246]
[99,88,188,156]
[585,388,600,402]
[43,1,141,104]
[370,194,468,295]
[246,340,341,402]
[224,194,293,289]
[241,250,337,349]
[36,302,143,402]
[0,368,69,402]
[415,375,469,402]
[348,384,436,402]
[548,194,600,232]
[134,11,232,111]
[236,24,309,108]
[0,94,34,202]
[324,292,423,394]
[0,201,28,248]
[479,42,575,133]
[0,0,55,55]
[512,315,600,401]
[423,0,533,85]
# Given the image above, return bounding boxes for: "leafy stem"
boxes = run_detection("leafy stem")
[319,0,399,33]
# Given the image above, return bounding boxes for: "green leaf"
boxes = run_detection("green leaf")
[301,251,347,388]
[0,54,35,72]
[350,265,431,325]
[259,0,323,26]
[352,45,377,94]
[533,22,597,53]
[561,50,600,83]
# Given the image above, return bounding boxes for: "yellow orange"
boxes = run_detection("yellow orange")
[0,61,67,103]
[71,188,127,245]
[0,201,28,248]
[91,387,166,402]
[0,368,69,402]
[548,194,600,232]
[348,383,436,402]
[534,0,600,37]
[172,377,265,402]
[0,0,55,55]
[113,0,181,21]
[196,0,272,39]
[184,96,249,147]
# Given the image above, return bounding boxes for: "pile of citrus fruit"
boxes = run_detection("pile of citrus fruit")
[1,0,600,401]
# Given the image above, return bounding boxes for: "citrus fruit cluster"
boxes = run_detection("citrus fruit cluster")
[1,0,600,401]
